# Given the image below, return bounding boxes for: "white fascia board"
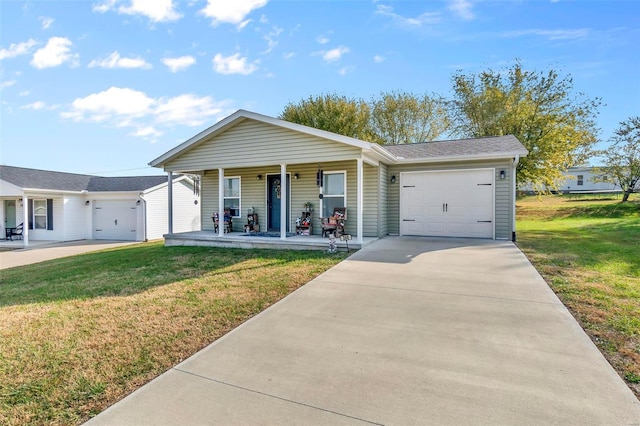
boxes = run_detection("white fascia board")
[393,151,528,164]
[23,188,87,195]
[87,191,140,198]
[149,109,375,168]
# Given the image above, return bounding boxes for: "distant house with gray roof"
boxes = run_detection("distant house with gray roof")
[148,109,527,248]
[0,165,200,245]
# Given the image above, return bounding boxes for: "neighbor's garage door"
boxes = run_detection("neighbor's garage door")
[400,169,494,238]
[94,200,137,241]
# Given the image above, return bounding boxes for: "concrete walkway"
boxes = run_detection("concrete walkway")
[0,240,137,270]
[86,237,640,425]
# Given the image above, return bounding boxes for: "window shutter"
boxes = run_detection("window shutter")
[47,199,53,230]
[28,199,34,229]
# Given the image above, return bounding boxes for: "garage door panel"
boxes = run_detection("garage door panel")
[94,200,137,241]
[400,170,494,239]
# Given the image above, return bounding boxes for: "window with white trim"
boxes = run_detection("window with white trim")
[224,177,241,217]
[34,199,47,229]
[321,172,346,217]
[577,175,584,186]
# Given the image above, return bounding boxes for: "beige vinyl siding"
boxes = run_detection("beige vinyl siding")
[387,160,513,239]
[165,120,361,172]
[363,164,379,237]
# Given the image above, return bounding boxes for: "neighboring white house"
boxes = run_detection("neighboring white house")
[0,165,201,246]
[521,166,620,193]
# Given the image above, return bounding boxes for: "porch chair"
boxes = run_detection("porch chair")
[321,207,346,237]
[7,223,24,241]
[213,209,233,233]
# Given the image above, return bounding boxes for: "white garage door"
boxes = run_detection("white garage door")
[400,169,494,238]
[94,200,137,241]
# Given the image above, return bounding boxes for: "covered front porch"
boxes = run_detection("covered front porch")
[163,230,378,251]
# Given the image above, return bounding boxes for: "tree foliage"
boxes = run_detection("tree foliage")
[280,92,449,145]
[280,93,373,141]
[371,91,449,144]
[596,116,640,202]
[449,61,601,190]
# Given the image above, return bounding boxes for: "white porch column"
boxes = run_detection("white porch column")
[218,168,225,237]
[280,164,287,240]
[357,158,363,245]
[22,195,29,247]
[167,172,173,234]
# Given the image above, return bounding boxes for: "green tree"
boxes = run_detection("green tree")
[370,91,449,145]
[449,61,602,190]
[279,93,373,141]
[596,116,640,202]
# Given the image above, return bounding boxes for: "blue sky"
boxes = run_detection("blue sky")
[1,0,639,176]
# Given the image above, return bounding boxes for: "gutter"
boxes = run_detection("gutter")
[512,155,520,242]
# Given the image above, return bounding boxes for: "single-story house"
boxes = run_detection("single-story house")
[0,165,201,246]
[150,110,528,249]
[520,166,620,194]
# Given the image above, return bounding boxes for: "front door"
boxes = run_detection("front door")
[267,175,290,232]
[4,200,16,230]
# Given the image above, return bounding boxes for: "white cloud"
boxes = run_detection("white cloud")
[212,53,258,75]
[316,35,330,44]
[39,16,54,29]
[22,101,46,110]
[283,52,295,59]
[448,0,474,21]
[373,54,385,63]
[155,94,227,127]
[338,66,354,76]
[19,90,30,96]
[88,51,152,69]
[31,37,78,69]
[61,87,232,138]
[93,0,181,22]
[502,28,589,40]
[62,87,155,122]
[200,0,267,27]
[0,80,16,89]
[131,126,163,137]
[0,39,37,61]
[262,26,283,54]
[161,55,196,72]
[375,4,441,27]
[322,46,349,63]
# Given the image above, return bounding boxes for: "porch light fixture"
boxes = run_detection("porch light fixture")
[499,170,506,180]
[294,173,299,180]
[390,175,396,184]
[256,174,262,180]
[85,200,90,206]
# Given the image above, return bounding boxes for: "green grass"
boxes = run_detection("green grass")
[517,195,640,398]
[0,242,348,425]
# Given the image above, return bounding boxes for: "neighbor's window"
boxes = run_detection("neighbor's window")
[224,177,241,217]
[34,199,47,229]
[322,172,346,217]
[577,175,584,186]
[603,175,608,181]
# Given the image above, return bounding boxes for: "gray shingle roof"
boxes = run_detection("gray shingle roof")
[0,165,168,192]
[381,135,527,160]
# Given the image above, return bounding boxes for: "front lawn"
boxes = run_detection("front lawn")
[0,242,347,425]
[516,195,640,397]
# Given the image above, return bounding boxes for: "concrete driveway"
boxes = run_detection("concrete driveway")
[86,237,640,425]
[0,240,137,269]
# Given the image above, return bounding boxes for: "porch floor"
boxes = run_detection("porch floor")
[164,231,377,251]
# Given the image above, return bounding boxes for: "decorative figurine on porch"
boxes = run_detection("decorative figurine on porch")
[328,233,337,253]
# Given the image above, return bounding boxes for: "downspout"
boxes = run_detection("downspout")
[512,155,520,242]
[139,193,148,242]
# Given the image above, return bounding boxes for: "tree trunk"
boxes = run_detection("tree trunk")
[622,191,631,202]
